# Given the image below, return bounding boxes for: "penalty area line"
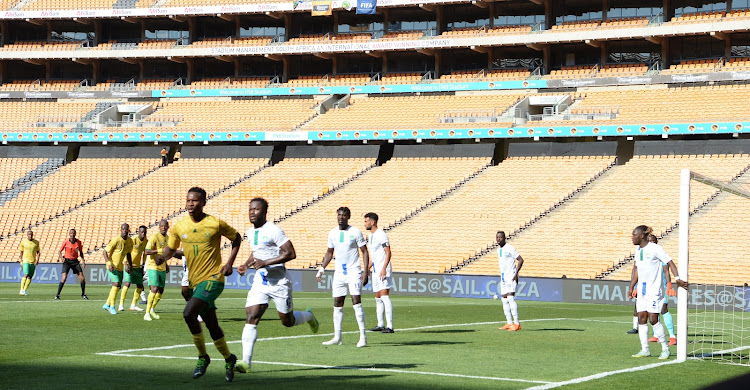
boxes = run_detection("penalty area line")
[525,360,680,390]
[102,352,552,384]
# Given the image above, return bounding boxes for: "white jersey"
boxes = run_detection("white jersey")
[498,243,520,280]
[247,221,290,286]
[634,242,672,297]
[328,225,366,276]
[368,228,391,276]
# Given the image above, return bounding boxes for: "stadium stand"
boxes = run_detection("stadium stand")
[670,11,726,24]
[0,101,98,132]
[460,150,750,279]
[0,158,56,192]
[661,59,723,75]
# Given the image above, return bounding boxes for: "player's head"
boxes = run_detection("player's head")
[69,229,76,240]
[26,230,33,240]
[186,187,207,216]
[249,198,269,226]
[120,223,130,238]
[337,207,351,228]
[138,225,147,240]
[496,231,506,246]
[364,212,378,231]
[632,225,653,245]
[648,234,658,244]
[158,219,169,235]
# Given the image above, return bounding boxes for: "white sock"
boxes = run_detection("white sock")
[242,324,258,365]
[652,321,668,350]
[375,297,384,327]
[333,307,343,340]
[633,316,639,329]
[381,295,393,329]
[501,297,512,324]
[353,303,366,337]
[507,295,519,324]
[293,310,312,326]
[638,324,649,352]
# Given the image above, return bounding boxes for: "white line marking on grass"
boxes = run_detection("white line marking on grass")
[525,360,680,390]
[102,352,552,384]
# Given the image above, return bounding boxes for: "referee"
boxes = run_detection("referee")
[56,229,88,300]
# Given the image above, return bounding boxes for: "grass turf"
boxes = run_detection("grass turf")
[1,284,749,389]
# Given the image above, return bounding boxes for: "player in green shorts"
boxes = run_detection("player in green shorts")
[102,224,134,315]
[144,219,179,321]
[19,230,40,296]
[120,226,148,312]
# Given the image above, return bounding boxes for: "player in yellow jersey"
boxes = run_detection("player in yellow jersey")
[159,187,241,382]
[19,230,40,296]
[144,219,178,321]
[119,226,148,312]
[102,224,134,315]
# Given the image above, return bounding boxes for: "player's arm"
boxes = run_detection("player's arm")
[159,245,176,265]
[125,253,133,274]
[256,240,296,270]
[103,244,113,272]
[238,253,255,275]
[360,244,370,286]
[58,243,65,262]
[35,248,40,266]
[78,245,86,268]
[316,248,335,282]
[514,255,524,283]
[18,249,23,263]
[380,245,392,280]
[219,232,242,276]
[629,264,639,298]
[666,260,688,289]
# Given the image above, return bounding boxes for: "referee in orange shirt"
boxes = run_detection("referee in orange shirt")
[56,229,88,300]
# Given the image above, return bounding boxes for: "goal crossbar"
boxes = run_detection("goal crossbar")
[677,169,750,362]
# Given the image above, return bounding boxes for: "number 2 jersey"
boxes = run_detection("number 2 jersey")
[246,221,290,286]
[634,242,672,298]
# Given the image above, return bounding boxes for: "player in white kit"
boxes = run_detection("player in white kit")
[364,212,394,333]
[317,207,370,347]
[235,198,319,373]
[494,231,524,331]
[628,225,687,359]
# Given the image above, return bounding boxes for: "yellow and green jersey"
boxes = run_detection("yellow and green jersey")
[145,232,168,272]
[19,238,40,264]
[105,235,134,271]
[131,236,147,268]
[167,214,238,288]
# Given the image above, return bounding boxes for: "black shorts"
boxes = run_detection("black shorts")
[62,259,83,275]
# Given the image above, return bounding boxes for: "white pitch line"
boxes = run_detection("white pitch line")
[525,360,681,390]
[101,352,552,384]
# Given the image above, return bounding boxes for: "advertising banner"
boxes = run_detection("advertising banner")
[356,0,376,14]
[311,0,332,15]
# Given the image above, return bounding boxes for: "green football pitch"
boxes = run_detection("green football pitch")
[2,284,749,389]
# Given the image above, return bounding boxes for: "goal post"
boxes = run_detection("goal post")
[677,168,750,363]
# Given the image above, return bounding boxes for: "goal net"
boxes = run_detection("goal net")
[677,169,750,365]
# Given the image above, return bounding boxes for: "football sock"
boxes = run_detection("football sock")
[146,291,156,313]
[333,307,343,340]
[652,322,668,349]
[192,332,207,356]
[638,324,649,351]
[507,295,519,324]
[242,324,257,365]
[662,312,676,338]
[153,292,163,310]
[80,281,86,295]
[131,287,143,307]
[56,282,64,297]
[501,297,512,324]
[381,295,393,329]
[353,303,366,337]
[633,316,639,329]
[293,310,313,326]
[107,286,120,307]
[375,297,385,327]
[20,278,27,291]
[119,286,129,307]
[212,336,232,359]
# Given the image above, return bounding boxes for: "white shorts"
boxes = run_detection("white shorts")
[371,272,392,292]
[636,294,665,314]
[181,269,190,287]
[246,280,293,314]
[332,272,362,297]
[500,273,517,295]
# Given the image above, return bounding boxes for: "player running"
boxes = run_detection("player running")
[235,198,319,373]
[628,225,687,359]
[102,224,134,315]
[159,187,241,382]
[364,212,394,333]
[144,219,174,321]
[119,226,148,312]
[19,230,40,296]
[317,207,370,347]
[55,229,88,300]
[495,231,524,331]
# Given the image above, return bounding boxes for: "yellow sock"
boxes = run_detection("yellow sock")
[20,278,26,291]
[119,286,129,307]
[25,278,32,290]
[107,286,120,306]
[153,292,163,310]
[146,291,155,313]
[132,287,143,307]
[213,336,232,359]
[192,332,207,356]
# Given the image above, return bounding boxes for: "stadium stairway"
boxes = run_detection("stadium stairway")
[0,161,162,242]
[0,158,66,207]
[448,158,617,273]
[72,102,117,133]
[599,160,750,280]
[113,0,138,8]
[0,157,65,194]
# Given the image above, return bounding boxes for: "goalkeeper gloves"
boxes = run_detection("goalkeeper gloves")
[667,282,677,296]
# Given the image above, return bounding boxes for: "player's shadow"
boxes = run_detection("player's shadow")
[221,317,278,323]
[379,340,468,347]
[417,329,476,334]
[334,363,421,370]
[528,328,584,332]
